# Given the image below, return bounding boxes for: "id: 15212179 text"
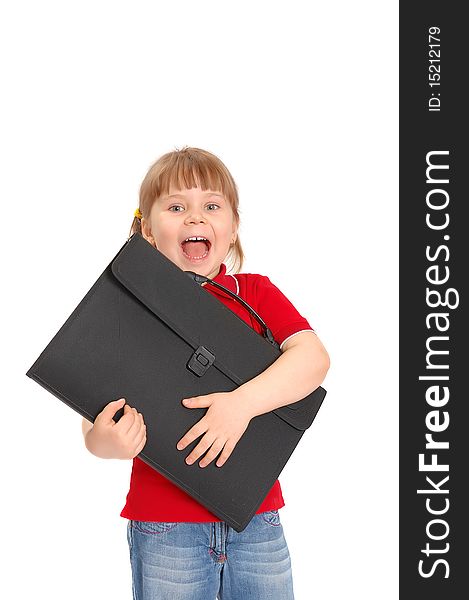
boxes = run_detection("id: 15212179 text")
[428,26,441,112]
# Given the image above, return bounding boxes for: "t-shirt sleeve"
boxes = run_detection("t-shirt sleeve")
[254,275,316,350]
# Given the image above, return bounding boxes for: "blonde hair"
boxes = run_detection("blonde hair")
[129,146,245,274]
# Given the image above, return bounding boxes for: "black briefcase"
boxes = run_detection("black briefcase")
[26,232,326,532]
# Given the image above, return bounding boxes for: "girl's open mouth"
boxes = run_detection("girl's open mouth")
[180,239,211,261]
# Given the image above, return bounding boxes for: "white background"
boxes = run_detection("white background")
[1,1,398,598]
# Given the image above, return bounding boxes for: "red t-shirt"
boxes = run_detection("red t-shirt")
[120,263,315,522]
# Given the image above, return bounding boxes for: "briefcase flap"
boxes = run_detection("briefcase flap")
[111,233,324,432]
[274,386,327,430]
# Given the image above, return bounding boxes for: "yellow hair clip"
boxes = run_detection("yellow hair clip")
[134,208,142,220]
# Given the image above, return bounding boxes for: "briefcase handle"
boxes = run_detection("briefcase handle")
[184,271,278,348]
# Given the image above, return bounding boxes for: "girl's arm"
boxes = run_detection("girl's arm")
[235,330,330,419]
[176,331,330,468]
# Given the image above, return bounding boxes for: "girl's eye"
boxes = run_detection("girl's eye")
[168,204,220,212]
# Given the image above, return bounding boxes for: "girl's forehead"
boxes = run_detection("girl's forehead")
[165,186,224,198]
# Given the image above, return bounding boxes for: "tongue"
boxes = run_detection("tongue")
[182,241,209,258]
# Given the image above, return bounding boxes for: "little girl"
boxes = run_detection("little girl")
[82,147,330,600]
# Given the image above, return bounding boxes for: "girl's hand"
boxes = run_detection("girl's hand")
[85,398,147,460]
[176,392,252,468]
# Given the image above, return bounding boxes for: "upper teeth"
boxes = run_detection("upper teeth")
[184,237,208,242]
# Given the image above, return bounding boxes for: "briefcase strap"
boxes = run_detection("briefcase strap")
[184,271,278,348]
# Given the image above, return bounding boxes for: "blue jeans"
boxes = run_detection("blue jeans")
[126,510,295,600]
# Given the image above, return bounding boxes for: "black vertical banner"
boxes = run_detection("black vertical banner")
[400,2,467,597]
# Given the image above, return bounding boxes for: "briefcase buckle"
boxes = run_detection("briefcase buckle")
[187,345,216,377]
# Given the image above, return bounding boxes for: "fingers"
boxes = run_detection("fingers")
[214,439,237,467]
[133,436,147,457]
[101,398,126,424]
[132,421,147,457]
[116,405,143,435]
[130,409,146,443]
[183,436,238,468]
[127,407,145,438]
[198,438,226,468]
[183,434,217,465]
[119,406,146,457]
[176,420,207,451]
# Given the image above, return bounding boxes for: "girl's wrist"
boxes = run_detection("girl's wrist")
[84,427,100,457]
[233,386,257,420]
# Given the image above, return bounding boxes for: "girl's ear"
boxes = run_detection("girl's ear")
[141,218,157,248]
[232,222,238,244]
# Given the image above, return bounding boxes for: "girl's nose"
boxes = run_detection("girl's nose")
[185,212,207,224]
